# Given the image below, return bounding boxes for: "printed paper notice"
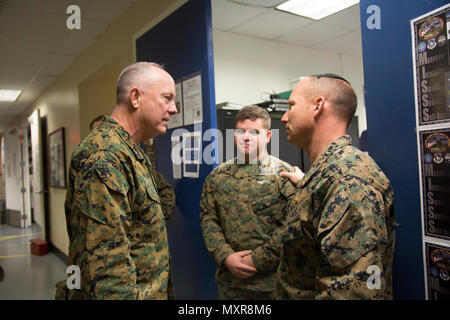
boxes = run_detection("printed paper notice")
[183,74,202,126]
[171,136,182,179]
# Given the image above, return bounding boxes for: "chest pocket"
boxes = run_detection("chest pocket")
[251,193,280,213]
[250,178,284,227]
[144,179,161,205]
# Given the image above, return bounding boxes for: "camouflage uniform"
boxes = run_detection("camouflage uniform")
[56,116,173,300]
[276,135,395,300]
[151,169,175,221]
[200,154,296,299]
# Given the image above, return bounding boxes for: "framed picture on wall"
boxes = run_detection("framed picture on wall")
[48,127,66,188]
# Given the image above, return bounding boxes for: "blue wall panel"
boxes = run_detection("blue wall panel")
[136,0,218,299]
[360,0,447,299]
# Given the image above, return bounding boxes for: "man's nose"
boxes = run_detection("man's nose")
[169,101,178,114]
[281,111,288,124]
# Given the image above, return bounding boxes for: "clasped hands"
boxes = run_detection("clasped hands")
[224,250,257,279]
[223,167,304,279]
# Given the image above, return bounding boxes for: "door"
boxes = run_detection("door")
[3,127,29,228]
[28,109,46,238]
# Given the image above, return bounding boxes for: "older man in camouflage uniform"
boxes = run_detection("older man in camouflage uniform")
[90,115,176,221]
[277,74,395,299]
[200,106,296,300]
[56,62,178,299]
[151,169,176,221]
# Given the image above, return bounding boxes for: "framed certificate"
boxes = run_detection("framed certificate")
[48,127,67,188]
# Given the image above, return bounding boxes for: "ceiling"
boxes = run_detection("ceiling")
[0,0,362,133]
[0,0,136,132]
[211,0,362,55]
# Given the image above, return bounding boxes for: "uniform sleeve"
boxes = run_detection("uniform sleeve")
[68,153,139,299]
[251,173,297,272]
[151,169,175,221]
[315,180,390,300]
[199,175,234,266]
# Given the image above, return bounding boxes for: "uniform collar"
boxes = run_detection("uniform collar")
[101,116,145,161]
[229,153,273,178]
[300,135,352,188]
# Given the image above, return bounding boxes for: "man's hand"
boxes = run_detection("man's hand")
[224,250,257,279]
[242,253,255,269]
[280,166,305,185]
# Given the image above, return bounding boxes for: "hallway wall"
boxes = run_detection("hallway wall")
[5,0,188,255]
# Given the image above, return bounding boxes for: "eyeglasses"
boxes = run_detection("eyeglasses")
[234,129,266,136]
[310,73,351,85]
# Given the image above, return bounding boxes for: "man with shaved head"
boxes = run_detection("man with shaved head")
[57,62,178,300]
[277,74,395,299]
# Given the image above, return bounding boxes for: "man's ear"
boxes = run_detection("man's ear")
[313,96,325,118]
[129,87,141,109]
[266,129,272,144]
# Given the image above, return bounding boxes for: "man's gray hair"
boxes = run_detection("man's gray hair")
[116,62,164,104]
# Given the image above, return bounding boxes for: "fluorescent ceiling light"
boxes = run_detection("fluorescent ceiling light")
[0,89,22,102]
[276,0,359,20]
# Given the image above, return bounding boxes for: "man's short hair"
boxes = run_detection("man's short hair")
[308,74,357,127]
[235,105,271,130]
[116,62,164,105]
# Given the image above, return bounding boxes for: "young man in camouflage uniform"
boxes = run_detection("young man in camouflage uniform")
[56,62,178,299]
[277,74,395,299]
[200,106,296,300]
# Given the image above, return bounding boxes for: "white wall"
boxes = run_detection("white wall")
[213,30,366,135]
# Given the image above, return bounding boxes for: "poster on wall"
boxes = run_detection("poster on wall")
[425,242,450,300]
[419,128,450,240]
[182,73,203,126]
[413,5,450,125]
[49,127,66,188]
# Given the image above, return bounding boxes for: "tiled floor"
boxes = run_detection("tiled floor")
[0,223,67,300]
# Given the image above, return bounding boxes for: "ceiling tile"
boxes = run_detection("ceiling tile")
[56,18,108,55]
[4,0,94,15]
[0,49,51,76]
[276,21,349,47]
[211,0,267,31]
[0,73,35,89]
[40,53,76,76]
[320,4,361,32]
[232,9,312,40]
[311,31,362,54]
[0,101,14,111]
[229,0,285,7]
[0,4,69,53]
[343,46,363,57]
[84,0,133,23]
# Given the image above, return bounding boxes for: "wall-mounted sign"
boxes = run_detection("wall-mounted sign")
[419,129,450,240]
[413,7,450,125]
[49,127,66,188]
[425,242,450,300]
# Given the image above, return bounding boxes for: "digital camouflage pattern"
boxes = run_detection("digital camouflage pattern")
[151,169,175,221]
[56,116,173,300]
[200,154,296,295]
[217,283,274,300]
[276,135,395,300]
